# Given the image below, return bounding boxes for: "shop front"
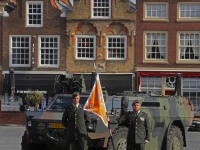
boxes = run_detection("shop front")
[137,71,200,117]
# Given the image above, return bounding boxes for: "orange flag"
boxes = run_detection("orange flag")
[84,74,108,127]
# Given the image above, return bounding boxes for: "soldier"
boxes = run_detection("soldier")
[109,100,150,150]
[62,92,91,150]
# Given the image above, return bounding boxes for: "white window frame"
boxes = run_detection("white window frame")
[9,35,31,67]
[26,1,43,27]
[91,0,111,19]
[106,35,127,60]
[144,31,168,63]
[177,31,200,64]
[38,35,60,67]
[177,2,200,22]
[75,35,96,60]
[143,2,169,22]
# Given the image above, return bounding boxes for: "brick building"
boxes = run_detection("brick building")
[136,0,200,116]
[0,1,8,95]
[62,0,136,94]
[1,0,69,96]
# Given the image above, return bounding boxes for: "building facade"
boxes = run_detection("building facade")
[64,0,136,94]
[136,0,200,116]
[2,0,69,96]
[0,1,8,94]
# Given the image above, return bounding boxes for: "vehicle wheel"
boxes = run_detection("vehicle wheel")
[166,126,184,150]
[21,131,49,150]
[107,126,128,150]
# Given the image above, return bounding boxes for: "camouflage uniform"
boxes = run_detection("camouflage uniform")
[62,94,91,150]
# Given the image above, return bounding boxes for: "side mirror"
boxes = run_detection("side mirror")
[121,96,129,116]
[19,105,27,111]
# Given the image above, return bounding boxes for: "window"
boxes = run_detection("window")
[9,35,31,67]
[38,36,60,67]
[145,32,167,61]
[182,77,200,116]
[165,76,176,89]
[140,76,162,92]
[177,3,200,21]
[91,0,111,18]
[144,2,169,21]
[106,36,127,60]
[178,32,200,61]
[26,1,43,27]
[75,36,96,60]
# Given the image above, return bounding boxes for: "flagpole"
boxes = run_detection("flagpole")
[108,122,116,150]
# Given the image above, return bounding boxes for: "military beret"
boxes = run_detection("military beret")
[132,100,140,106]
[72,91,80,98]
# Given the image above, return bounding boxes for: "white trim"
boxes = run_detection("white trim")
[9,35,31,67]
[106,35,127,60]
[26,1,43,27]
[2,71,66,75]
[38,35,60,67]
[91,0,111,19]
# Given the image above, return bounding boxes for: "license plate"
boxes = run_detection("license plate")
[48,123,65,129]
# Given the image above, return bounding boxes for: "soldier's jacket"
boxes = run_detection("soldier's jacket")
[62,104,91,140]
[110,111,150,144]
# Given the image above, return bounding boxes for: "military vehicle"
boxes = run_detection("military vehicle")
[19,72,109,150]
[21,93,90,150]
[86,74,194,150]
[19,71,194,150]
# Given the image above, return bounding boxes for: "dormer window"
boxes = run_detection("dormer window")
[26,1,43,27]
[91,0,111,19]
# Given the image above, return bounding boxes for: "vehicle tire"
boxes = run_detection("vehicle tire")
[21,131,35,150]
[166,125,184,150]
[107,126,128,150]
[21,131,49,150]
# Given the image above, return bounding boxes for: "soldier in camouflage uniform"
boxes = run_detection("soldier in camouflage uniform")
[62,92,91,150]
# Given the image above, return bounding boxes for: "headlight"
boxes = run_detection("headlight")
[28,121,32,127]
[88,124,94,130]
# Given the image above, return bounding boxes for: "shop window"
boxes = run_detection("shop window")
[140,76,162,92]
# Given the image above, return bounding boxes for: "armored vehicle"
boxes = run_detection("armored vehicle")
[86,74,194,150]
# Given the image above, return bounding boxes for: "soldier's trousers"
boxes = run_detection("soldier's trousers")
[126,142,145,150]
[66,139,87,150]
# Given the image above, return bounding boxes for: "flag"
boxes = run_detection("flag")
[84,74,108,127]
